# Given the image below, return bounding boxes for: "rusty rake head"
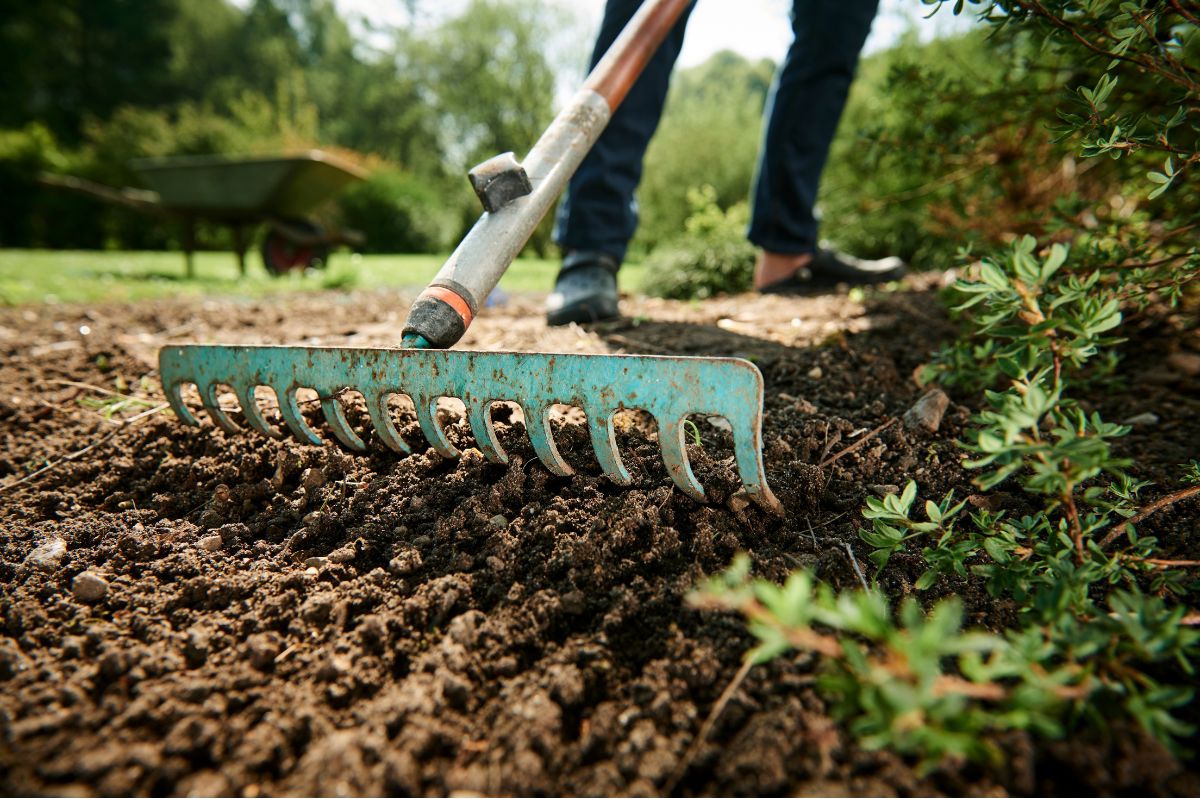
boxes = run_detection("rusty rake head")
[159,345,781,514]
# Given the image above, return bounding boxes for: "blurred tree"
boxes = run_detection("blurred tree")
[0,0,186,143]
[411,0,558,171]
[633,51,775,254]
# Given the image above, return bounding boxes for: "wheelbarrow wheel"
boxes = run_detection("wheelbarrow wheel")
[261,219,330,275]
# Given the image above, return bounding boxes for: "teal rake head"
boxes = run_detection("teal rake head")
[159,345,782,515]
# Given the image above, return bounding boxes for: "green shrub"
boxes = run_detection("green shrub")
[694,240,1199,769]
[641,185,756,300]
[336,169,456,254]
[690,0,1199,771]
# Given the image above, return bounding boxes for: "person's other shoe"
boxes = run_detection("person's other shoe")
[546,250,620,326]
[758,248,906,295]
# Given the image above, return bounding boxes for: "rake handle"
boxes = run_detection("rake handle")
[401,0,694,349]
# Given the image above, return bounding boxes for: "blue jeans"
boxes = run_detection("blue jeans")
[554,0,880,263]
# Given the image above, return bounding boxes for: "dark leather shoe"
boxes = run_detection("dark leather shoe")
[546,250,620,326]
[759,248,906,294]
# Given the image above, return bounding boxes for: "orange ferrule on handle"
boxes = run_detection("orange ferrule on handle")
[418,286,474,328]
[583,0,694,111]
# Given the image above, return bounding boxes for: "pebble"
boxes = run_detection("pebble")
[807,366,823,379]
[198,535,223,552]
[903,388,951,433]
[328,546,356,564]
[244,634,280,671]
[305,557,329,568]
[793,398,818,414]
[72,571,109,603]
[389,548,423,576]
[726,490,751,513]
[487,514,509,530]
[300,467,327,490]
[25,537,67,570]
[870,484,901,496]
[1123,412,1160,426]
[706,416,732,432]
[1167,351,1200,377]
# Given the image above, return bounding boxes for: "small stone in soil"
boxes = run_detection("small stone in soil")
[245,634,280,671]
[726,490,751,513]
[328,546,356,564]
[870,484,900,495]
[25,537,67,570]
[487,514,508,530]
[300,468,326,490]
[72,571,109,603]
[305,557,329,568]
[389,548,422,576]
[793,398,818,414]
[1123,412,1160,426]
[1167,351,1200,377]
[807,366,823,379]
[198,535,222,552]
[903,388,950,433]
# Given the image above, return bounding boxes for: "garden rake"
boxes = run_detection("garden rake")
[159,0,783,515]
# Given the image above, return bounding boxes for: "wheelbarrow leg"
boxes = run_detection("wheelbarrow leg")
[182,216,196,280]
[232,224,247,277]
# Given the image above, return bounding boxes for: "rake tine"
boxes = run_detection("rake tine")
[733,427,783,515]
[466,399,508,463]
[657,416,705,502]
[319,394,366,452]
[523,403,574,477]
[366,393,412,455]
[164,381,198,426]
[273,385,324,446]
[583,406,631,484]
[200,382,240,434]
[413,395,459,458]
[236,385,281,439]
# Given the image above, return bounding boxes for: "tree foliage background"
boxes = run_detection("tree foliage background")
[0,0,565,253]
[0,0,1195,288]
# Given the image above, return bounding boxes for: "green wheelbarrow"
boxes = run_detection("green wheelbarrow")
[39,149,368,277]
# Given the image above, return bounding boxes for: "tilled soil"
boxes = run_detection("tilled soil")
[1,278,1197,796]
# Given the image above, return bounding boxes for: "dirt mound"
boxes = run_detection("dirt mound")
[1,283,1196,795]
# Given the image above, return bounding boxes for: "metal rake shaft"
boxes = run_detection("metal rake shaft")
[159,345,782,514]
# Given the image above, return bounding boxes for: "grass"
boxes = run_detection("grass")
[0,249,649,306]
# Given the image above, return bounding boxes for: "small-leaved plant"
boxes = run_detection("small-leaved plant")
[693,237,1198,768]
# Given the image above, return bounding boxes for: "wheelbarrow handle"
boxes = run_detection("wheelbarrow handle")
[402,0,694,349]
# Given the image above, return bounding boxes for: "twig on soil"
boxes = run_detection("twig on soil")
[818,418,897,469]
[842,542,870,591]
[664,657,754,795]
[0,399,170,493]
[1100,484,1200,548]
[1,428,122,494]
[274,643,300,664]
[1142,557,1200,568]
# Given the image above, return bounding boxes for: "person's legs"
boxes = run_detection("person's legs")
[547,0,694,325]
[749,0,895,290]
[554,0,694,264]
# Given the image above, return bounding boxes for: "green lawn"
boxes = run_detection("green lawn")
[0,250,648,306]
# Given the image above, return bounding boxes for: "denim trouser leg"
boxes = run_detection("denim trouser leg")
[555,0,877,264]
[553,0,695,265]
[747,0,878,254]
